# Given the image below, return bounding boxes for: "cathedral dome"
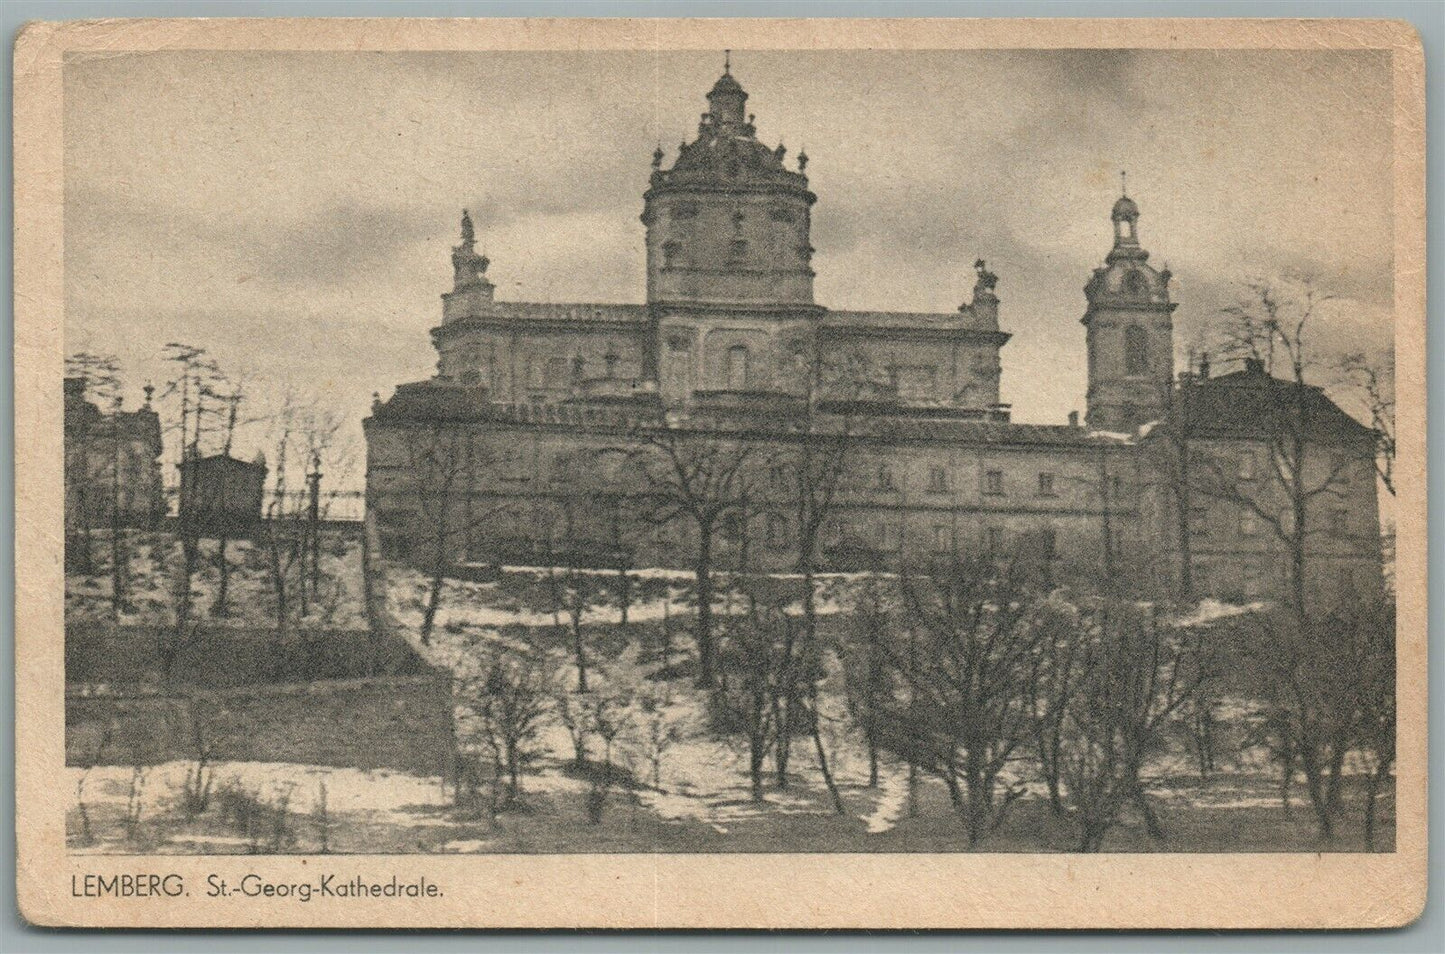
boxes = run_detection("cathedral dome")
[709,70,745,97]
[647,57,811,196]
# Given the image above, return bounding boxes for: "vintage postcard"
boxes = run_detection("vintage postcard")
[14,17,1426,928]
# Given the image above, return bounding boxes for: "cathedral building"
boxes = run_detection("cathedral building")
[365,62,1382,606]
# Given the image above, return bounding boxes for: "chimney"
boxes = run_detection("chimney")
[1068,410,1079,428]
[1198,352,1211,379]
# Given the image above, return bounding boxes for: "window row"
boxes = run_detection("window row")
[1189,504,1354,537]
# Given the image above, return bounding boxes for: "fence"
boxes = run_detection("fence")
[160,488,366,523]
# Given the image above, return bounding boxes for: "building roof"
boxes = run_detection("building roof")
[875,419,1127,448]
[1161,359,1372,444]
[434,301,650,338]
[648,65,810,198]
[822,309,1002,335]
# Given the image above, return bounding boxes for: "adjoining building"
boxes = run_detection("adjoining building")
[177,453,269,538]
[365,62,1382,606]
[64,376,165,535]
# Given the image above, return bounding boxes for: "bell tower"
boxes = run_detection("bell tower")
[1082,177,1177,433]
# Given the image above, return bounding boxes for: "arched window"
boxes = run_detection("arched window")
[726,345,749,391]
[1124,325,1149,375]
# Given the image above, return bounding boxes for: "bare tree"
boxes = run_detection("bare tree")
[65,351,124,580]
[710,577,790,801]
[1228,587,1394,846]
[870,554,1044,846]
[1193,279,1375,624]
[457,651,550,811]
[1337,350,1395,498]
[1145,365,1200,600]
[621,426,754,687]
[208,368,264,618]
[402,423,503,645]
[157,344,227,678]
[1056,601,1212,851]
[1348,595,1396,850]
[840,575,890,788]
[553,688,593,768]
[1026,597,1088,816]
[768,349,867,807]
[637,692,686,789]
[582,689,634,824]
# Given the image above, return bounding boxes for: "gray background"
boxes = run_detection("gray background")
[5,1,1440,949]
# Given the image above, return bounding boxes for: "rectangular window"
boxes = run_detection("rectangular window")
[1239,511,1258,537]
[985,527,1003,554]
[1190,506,1209,537]
[877,466,896,491]
[984,470,1004,496]
[1109,475,1124,499]
[932,525,951,552]
[1238,449,1257,481]
[928,466,950,494]
[546,356,569,387]
[1037,472,1056,497]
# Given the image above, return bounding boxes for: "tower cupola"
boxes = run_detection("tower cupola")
[706,53,748,128]
[1081,179,1178,433]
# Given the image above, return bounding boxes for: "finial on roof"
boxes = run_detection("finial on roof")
[1120,169,1128,197]
[652,144,664,169]
[142,383,154,408]
[460,209,475,246]
[724,49,731,74]
[797,147,808,172]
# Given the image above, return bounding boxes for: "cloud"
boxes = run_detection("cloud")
[64,49,1396,480]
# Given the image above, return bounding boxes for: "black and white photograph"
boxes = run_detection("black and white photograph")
[16,15,1427,930]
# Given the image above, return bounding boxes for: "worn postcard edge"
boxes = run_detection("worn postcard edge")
[12,16,1428,930]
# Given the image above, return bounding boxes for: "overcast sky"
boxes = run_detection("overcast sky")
[64,48,1394,481]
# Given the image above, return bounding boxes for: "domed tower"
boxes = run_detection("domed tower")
[642,56,820,405]
[1082,179,1177,433]
[642,60,816,310]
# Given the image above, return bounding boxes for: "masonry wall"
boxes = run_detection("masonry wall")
[1137,434,1384,605]
[66,674,456,776]
[366,409,1144,581]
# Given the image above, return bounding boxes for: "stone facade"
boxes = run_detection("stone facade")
[366,63,1383,606]
[64,376,165,532]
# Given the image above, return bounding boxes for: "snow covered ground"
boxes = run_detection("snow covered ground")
[66,531,367,631]
[66,556,1390,853]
